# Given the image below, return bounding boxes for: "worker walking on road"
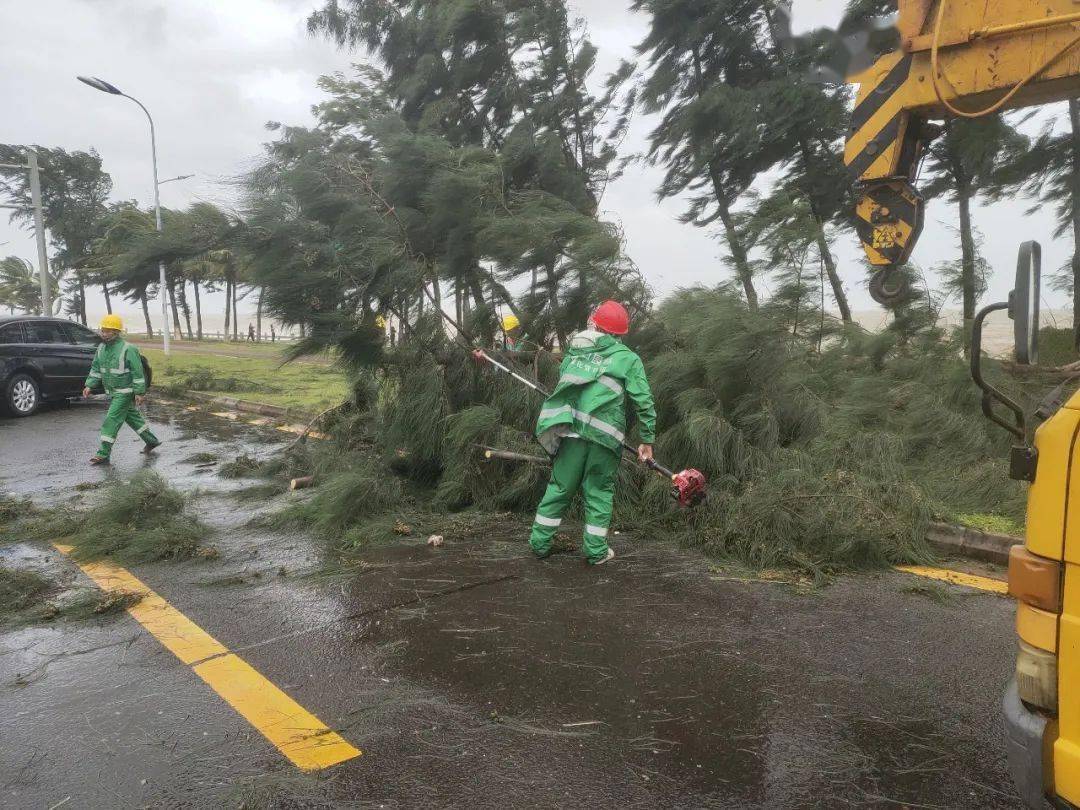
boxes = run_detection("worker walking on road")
[530,301,656,565]
[82,314,161,465]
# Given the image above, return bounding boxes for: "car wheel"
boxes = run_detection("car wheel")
[5,373,40,417]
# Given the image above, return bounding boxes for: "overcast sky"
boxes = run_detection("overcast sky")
[0,0,1071,328]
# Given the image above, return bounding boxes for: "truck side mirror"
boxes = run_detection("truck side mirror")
[970,241,1042,482]
[1009,241,1041,366]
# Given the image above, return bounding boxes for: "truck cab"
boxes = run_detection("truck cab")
[988,243,1079,807]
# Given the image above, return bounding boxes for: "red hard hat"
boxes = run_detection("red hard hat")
[591,300,630,335]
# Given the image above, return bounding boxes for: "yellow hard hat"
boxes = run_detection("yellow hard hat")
[501,314,521,332]
[99,314,123,331]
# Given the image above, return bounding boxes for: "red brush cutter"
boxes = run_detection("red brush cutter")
[472,349,707,508]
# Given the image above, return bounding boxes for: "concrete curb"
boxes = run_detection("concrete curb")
[927,521,1018,566]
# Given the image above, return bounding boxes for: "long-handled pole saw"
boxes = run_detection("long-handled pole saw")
[472,349,707,508]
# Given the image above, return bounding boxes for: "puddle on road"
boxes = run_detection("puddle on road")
[0,401,290,503]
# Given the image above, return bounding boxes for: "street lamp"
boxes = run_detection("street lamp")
[78,75,172,353]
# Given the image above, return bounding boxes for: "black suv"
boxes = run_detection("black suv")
[0,316,100,416]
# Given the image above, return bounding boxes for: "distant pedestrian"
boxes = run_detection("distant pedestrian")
[247,323,256,342]
[83,314,161,465]
[270,324,276,343]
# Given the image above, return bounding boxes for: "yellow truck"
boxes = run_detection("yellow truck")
[967,243,1066,807]
[840,3,1080,804]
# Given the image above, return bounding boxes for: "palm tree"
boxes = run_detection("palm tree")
[90,204,159,335]
[0,256,58,314]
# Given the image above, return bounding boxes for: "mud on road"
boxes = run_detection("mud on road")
[0,401,1023,808]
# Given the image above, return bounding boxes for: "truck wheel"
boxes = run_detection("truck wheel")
[4,373,40,417]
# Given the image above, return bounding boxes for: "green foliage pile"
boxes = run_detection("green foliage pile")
[219,454,262,479]
[0,493,34,536]
[0,567,51,613]
[611,289,1024,569]
[163,367,278,396]
[282,288,1028,573]
[34,470,211,564]
[1038,327,1079,368]
[266,455,402,547]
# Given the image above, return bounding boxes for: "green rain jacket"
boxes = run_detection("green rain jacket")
[85,340,148,396]
[536,329,657,455]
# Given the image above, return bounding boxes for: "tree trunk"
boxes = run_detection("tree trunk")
[454,279,463,328]
[102,283,112,314]
[140,290,153,337]
[1070,99,1080,350]
[957,187,978,354]
[232,282,239,341]
[544,259,567,347]
[713,194,758,311]
[223,279,232,339]
[689,44,758,311]
[256,287,263,342]
[815,227,851,323]
[469,275,486,313]
[77,275,87,324]
[179,281,194,340]
[167,277,183,340]
[193,280,203,340]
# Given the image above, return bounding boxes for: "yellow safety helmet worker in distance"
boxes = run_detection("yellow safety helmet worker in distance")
[99,314,123,331]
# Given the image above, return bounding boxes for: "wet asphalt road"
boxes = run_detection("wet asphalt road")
[0,401,1024,808]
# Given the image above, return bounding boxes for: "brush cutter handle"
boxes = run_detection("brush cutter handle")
[623,443,673,479]
[472,350,549,396]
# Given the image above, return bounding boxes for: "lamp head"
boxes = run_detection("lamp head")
[77,76,123,95]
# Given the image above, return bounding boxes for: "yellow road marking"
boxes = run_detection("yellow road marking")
[53,544,361,771]
[895,565,1009,595]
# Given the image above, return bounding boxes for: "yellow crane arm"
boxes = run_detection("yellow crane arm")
[844,0,1080,305]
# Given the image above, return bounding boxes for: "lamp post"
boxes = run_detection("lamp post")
[0,151,51,315]
[77,75,171,353]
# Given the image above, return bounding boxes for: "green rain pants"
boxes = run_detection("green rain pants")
[95,393,159,459]
[529,437,620,563]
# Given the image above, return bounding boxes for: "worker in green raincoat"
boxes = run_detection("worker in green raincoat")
[501,314,530,352]
[530,300,656,564]
[82,314,161,465]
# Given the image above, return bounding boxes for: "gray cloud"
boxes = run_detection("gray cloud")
[0,0,1069,327]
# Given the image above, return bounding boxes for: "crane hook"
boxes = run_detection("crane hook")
[869,267,910,307]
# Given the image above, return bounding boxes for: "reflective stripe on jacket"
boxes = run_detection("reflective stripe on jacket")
[535,329,656,455]
[85,340,147,396]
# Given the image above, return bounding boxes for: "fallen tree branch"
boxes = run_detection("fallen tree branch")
[1003,359,1080,378]
[480,446,551,465]
[285,402,348,451]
